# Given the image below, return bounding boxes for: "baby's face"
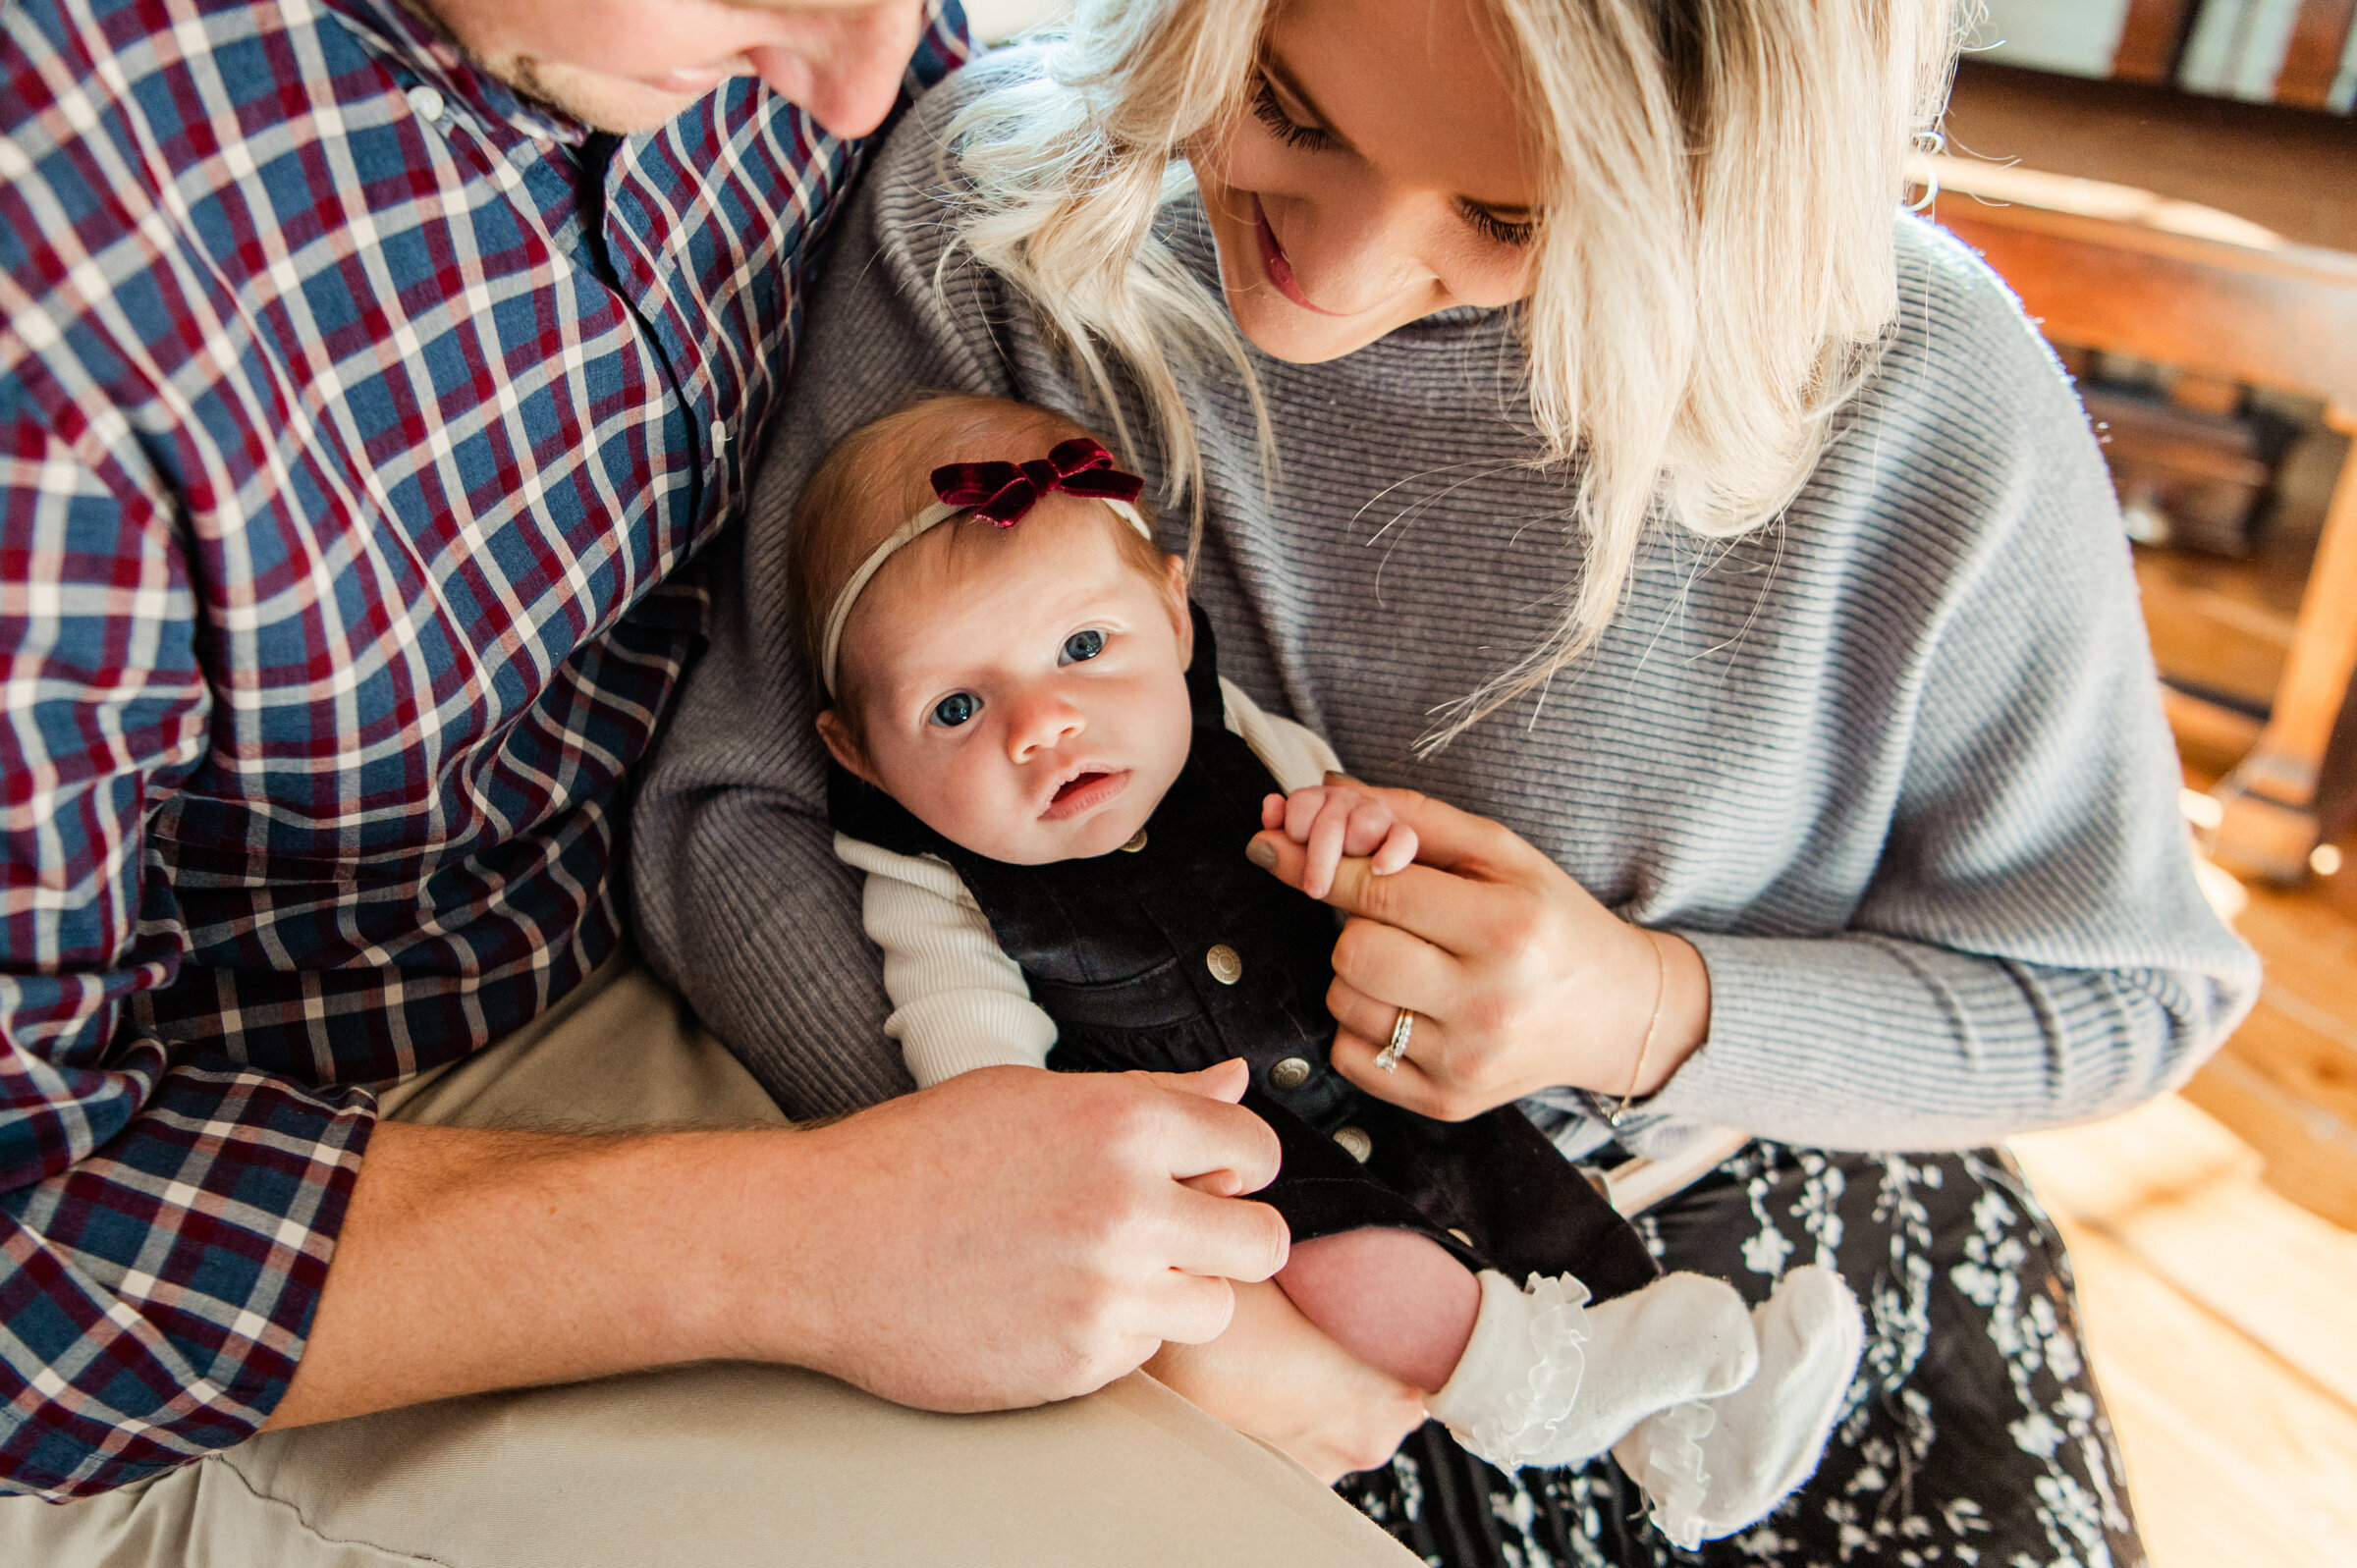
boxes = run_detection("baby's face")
[823,496,1196,865]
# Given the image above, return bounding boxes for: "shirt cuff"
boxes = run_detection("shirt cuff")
[890,993,1057,1086]
[0,1054,375,1498]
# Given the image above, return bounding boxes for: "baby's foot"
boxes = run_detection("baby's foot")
[1612,1265,1865,1549]
[1424,1271,1590,1470]
[1428,1271,1757,1473]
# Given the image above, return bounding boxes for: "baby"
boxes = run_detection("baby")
[793,394,1863,1546]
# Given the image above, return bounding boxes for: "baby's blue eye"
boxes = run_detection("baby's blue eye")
[930,692,980,728]
[1061,629,1106,665]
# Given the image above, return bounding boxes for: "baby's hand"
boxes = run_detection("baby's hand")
[1260,780,1418,901]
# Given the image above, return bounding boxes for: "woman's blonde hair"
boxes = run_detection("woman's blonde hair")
[947,0,1969,748]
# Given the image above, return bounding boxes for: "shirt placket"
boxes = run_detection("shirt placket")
[586,133,739,574]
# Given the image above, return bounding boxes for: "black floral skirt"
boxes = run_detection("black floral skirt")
[1334,1143,2145,1568]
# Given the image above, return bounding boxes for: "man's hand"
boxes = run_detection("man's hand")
[1146,1279,1428,1483]
[269,1061,1286,1430]
[749,1060,1290,1410]
[1262,781,1419,901]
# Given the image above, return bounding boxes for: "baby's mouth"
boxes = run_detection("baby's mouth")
[1040,769,1130,822]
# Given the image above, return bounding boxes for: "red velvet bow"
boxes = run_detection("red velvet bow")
[930,438,1145,526]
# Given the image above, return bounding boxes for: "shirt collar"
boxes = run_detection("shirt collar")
[312,0,592,147]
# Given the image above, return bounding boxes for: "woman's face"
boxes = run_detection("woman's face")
[1191,0,1542,364]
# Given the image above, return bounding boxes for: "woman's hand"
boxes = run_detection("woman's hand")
[1145,1277,1429,1483]
[1261,784,1419,900]
[1246,787,1712,1121]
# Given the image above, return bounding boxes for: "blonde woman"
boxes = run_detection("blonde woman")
[636,0,2259,1561]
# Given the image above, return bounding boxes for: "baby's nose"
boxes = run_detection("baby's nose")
[1008,696,1084,759]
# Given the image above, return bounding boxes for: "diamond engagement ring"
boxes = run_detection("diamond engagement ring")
[1375,1007,1414,1072]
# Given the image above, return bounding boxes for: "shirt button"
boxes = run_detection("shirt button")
[1204,944,1242,985]
[1119,829,1148,853]
[1269,1056,1312,1090]
[710,419,728,453]
[406,84,445,122]
[1334,1126,1374,1162]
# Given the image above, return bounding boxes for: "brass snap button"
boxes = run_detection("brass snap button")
[1333,1126,1373,1162]
[1269,1056,1313,1090]
[1205,944,1243,985]
[1120,829,1148,853]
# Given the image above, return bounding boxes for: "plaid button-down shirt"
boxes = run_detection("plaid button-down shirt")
[0,0,968,1497]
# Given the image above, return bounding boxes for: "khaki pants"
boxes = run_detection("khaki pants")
[0,957,1411,1566]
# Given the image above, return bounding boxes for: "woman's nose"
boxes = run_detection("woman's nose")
[1274,185,1432,314]
[1006,693,1084,761]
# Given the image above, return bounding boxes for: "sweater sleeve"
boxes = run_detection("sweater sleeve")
[1640,244,2260,1149]
[836,836,1056,1085]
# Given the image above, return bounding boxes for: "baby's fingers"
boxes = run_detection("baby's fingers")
[1304,801,1351,899]
[1262,793,1288,832]
[1283,786,1333,844]
[1339,801,1400,859]
[1371,823,1419,876]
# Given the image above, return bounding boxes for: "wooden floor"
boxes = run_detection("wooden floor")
[2015,835,2357,1565]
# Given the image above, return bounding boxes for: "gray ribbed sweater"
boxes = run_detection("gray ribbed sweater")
[631,56,2260,1149]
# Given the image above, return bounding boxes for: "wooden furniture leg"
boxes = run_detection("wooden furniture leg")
[2211,404,2357,882]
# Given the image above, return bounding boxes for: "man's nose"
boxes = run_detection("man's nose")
[1006,693,1084,762]
[746,1,925,140]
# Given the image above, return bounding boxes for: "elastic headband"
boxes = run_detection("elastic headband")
[818,438,1150,697]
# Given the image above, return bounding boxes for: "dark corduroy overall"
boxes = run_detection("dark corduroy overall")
[830,609,1656,1299]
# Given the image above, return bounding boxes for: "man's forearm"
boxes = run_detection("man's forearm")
[264,1065,1291,1433]
[266,1121,781,1430]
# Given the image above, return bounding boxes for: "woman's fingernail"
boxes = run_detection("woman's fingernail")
[1245,838,1278,869]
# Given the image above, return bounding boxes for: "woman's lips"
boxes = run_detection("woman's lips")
[1251,197,1349,318]
[1041,769,1130,822]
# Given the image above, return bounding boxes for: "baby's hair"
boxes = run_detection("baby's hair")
[790,393,1170,708]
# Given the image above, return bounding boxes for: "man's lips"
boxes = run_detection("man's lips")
[1040,769,1131,822]
[1251,198,1349,318]
[636,64,738,93]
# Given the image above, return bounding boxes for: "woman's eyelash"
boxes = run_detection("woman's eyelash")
[1461,202,1537,248]
[1248,75,1530,247]
[1249,78,1331,152]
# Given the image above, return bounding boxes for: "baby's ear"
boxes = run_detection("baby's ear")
[1164,554,1194,668]
[816,708,878,784]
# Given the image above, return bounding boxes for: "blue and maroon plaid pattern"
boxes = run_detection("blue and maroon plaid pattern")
[0,0,968,1497]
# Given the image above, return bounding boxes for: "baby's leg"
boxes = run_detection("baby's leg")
[1278,1228,1482,1394]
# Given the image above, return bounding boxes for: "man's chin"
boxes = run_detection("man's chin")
[501,55,706,135]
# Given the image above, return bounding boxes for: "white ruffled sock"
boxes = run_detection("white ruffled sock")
[1428,1270,1758,1473]
[1612,1265,1865,1549]
[1424,1270,1591,1471]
